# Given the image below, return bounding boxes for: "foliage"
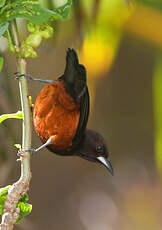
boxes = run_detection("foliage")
[0,0,6,8]
[0,0,72,26]
[0,185,32,224]
[16,193,32,224]
[0,0,72,58]
[0,185,11,215]
[20,22,54,58]
[14,144,22,149]
[0,22,8,36]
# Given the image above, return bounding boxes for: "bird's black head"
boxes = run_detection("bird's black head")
[76,129,114,175]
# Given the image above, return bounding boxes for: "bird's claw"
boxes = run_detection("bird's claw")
[27,148,37,156]
[14,72,33,81]
[17,149,25,161]
[17,148,36,159]
[17,149,24,157]
[14,72,23,80]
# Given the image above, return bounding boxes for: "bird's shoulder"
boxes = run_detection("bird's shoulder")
[57,80,80,111]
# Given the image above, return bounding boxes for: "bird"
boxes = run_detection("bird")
[17,48,113,175]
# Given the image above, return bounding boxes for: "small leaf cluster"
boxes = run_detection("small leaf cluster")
[0,185,11,214]
[0,185,32,224]
[0,0,72,30]
[16,193,32,224]
[20,22,54,58]
[0,0,72,61]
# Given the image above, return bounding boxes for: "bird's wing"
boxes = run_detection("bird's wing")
[71,86,90,150]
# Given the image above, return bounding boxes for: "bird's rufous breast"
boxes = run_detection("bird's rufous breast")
[33,80,80,151]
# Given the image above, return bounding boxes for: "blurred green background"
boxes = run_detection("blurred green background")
[0,0,162,229]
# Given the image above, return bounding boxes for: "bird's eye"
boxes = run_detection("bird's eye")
[96,145,103,152]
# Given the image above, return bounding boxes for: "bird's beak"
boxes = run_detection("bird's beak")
[97,156,114,176]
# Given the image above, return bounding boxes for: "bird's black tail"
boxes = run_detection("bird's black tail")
[61,48,87,103]
[64,48,79,84]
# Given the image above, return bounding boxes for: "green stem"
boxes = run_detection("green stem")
[0,19,32,230]
[18,59,32,181]
[8,20,20,47]
[9,20,32,181]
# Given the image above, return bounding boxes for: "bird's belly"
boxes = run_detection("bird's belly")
[33,82,80,151]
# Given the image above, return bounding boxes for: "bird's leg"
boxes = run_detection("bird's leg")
[27,135,56,155]
[14,72,57,84]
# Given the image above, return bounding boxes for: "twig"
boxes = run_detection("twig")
[0,19,32,230]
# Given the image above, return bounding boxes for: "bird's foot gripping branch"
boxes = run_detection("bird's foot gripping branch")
[0,0,72,229]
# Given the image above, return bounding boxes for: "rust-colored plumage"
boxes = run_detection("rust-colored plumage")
[33,80,80,152]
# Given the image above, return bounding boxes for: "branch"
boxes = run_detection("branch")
[0,20,32,230]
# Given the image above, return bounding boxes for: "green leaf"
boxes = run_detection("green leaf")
[0,22,9,37]
[0,185,11,215]
[16,193,32,224]
[0,0,6,8]
[0,111,23,124]
[54,0,72,19]
[0,57,3,71]
[0,185,11,197]
[19,193,29,203]
[0,1,56,24]
[0,0,72,24]
[16,202,32,224]
[14,144,22,149]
